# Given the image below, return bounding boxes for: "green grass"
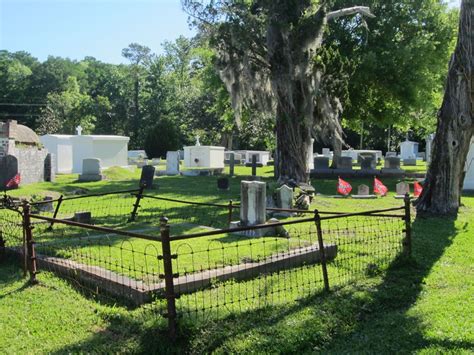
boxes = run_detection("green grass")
[1,164,472,353]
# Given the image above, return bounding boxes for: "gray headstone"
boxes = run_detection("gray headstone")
[396,182,410,196]
[337,156,353,170]
[314,156,330,170]
[79,158,103,182]
[384,157,401,169]
[276,184,293,209]
[44,153,55,182]
[229,152,235,176]
[357,184,370,196]
[240,180,266,226]
[403,158,417,166]
[359,153,377,170]
[166,151,180,175]
[386,152,397,158]
[73,211,92,224]
[0,155,19,188]
[140,165,155,189]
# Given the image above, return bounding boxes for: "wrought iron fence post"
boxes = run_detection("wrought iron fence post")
[22,202,37,284]
[403,193,412,257]
[129,186,145,222]
[314,210,330,292]
[47,194,63,230]
[160,216,177,339]
[227,200,233,225]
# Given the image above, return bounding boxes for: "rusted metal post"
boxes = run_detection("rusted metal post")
[22,202,37,284]
[314,210,330,292]
[160,216,177,339]
[227,200,233,225]
[403,193,412,257]
[128,186,145,222]
[47,194,63,230]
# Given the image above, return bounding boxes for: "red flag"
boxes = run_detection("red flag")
[414,181,423,197]
[337,177,352,196]
[373,177,388,196]
[5,174,21,188]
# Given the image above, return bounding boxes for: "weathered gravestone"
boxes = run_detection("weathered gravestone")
[229,152,235,176]
[336,156,353,171]
[314,156,330,171]
[382,157,403,174]
[353,184,376,199]
[394,182,410,199]
[217,177,230,190]
[275,184,294,217]
[73,211,92,224]
[0,155,19,189]
[78,158,103,182]
[359,153,377,170]
[140,165,155,189]
[403,158,417,166]
[239,180,266,226]
[385,152,397,158]
[166,151,180,175]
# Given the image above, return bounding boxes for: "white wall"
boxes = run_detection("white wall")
[40,135,74,174]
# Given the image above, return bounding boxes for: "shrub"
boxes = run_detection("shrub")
[144,118,181,158]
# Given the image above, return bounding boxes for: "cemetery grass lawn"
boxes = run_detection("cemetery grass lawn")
[1,167,472,353]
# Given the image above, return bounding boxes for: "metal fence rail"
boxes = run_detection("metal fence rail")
[0,189,412,340]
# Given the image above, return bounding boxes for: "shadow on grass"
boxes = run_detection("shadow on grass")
[21,211,473,353]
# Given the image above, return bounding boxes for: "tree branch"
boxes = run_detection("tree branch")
[327,6,375,21]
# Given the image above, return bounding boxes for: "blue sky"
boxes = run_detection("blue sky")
[0,0,462,64]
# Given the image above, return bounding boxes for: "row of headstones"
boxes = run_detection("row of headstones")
[314,155,405,172]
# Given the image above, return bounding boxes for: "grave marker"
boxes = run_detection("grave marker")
[140,165,155,189]
[78,158,103,182]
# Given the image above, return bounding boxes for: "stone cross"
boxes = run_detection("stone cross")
[195,135,201,146]
[76,125,83,136]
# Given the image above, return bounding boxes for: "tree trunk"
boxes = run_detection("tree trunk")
[331,134,342,169]
[416,0,473,216]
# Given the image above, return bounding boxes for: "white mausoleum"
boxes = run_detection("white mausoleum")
[41,129,129,174]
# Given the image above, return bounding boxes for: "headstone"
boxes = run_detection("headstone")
[314,156,330,171]
[307,139,315,172]
[240,180,266,226]
[78,158,103,182]
[73,211,92,224]
[140,165,155,189]
[396,182,410,197]
[229,152,235,176]
[217,177,230,190]
[276,184,293,209]
[336,156,353,170]
[353,184,376,199]
[0,155,19,188]
[251,154,257,176]
[322,148,331,158]
[360,154,377,170]
[386,152,397,158]
[40,196,54,213]
[425,134,435,164]
[166,151,180,175]
[400,140,419,160]
[403,158,417,166]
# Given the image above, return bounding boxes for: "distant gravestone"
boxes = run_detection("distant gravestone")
[384,157,401,170]
[44,153,55,182]
[166,151,180,175]
[73,211,92,224]
[229,152,235,176]
[360,154,377,170]
[385,152,397,158]
[78,158,103,182]
[353,184,376,199]
[395,182,410,198]
[314,157,330,171]
[322,148,331,157]
[217,177,230,190]
[140,165,155,189]
[0,155,19,188]
[240,180,266,226]
[337,156,353,170]
[276,184,293,209]
[403,158,417,166]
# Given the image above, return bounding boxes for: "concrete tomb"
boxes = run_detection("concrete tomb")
[78,158,103,182]
[382,157,403,174]
[184,145,225,171]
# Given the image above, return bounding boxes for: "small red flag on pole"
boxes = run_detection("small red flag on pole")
[5,174,21,188]
[414,181,423,197]
[373,177,388,196]
[337,177,352,196]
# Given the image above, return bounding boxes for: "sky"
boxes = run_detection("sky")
[0,0,462,65]
[0,0,194,64]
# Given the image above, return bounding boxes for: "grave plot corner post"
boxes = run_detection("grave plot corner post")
[314,209,330,292]
[160,216,177,340]
[129,185,145,222]
[403,193,412,257]
[22,201,38,284]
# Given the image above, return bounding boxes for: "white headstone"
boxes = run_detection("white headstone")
[307,139,315,171]
[166,151,180,175]
[276,184,293,209]
[425,134,435,164]
[78,158,102,181]
[400,140,419,160]
[240,181,266,226]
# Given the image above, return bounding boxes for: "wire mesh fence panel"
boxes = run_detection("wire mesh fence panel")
[0,207,23,248]
[320,214,406,288]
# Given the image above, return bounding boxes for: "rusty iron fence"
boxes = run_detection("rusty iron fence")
[0,190,412,339]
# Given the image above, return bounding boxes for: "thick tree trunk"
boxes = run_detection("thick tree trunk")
[416,0,473,216]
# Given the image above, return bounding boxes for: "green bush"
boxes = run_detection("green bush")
[144,118,181,158]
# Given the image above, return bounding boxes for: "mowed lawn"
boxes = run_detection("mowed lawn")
[0,166,472,353]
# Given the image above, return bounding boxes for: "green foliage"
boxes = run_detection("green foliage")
[144,117,181,158]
